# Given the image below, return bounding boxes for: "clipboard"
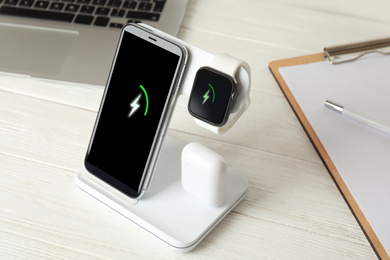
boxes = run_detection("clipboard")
[269,38,390,260]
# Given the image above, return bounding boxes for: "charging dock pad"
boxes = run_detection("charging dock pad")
[76,135,248,252]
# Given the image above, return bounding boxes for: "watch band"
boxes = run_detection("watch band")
[207,53,249,84]
[194,53,251,134]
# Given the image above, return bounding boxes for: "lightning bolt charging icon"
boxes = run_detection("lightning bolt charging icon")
[202,89,210,104]
[128,93,142,118]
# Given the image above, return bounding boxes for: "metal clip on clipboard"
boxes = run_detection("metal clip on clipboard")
[324,38,390,64]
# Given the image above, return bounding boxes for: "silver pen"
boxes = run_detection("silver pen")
[324,100,390,135]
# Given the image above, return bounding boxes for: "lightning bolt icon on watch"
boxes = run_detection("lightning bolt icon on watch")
[202,84,215,105]
[128,84,149,118]
[202,90,210,104]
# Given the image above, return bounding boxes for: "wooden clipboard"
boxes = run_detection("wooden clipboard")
[269,52,388,260]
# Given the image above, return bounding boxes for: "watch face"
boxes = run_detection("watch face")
[188,67,235,126]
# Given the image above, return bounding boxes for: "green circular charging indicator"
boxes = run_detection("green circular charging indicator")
[209,84,215,102]
[140,84,149,116]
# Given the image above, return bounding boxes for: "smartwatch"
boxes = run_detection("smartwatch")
[188,53,250,127]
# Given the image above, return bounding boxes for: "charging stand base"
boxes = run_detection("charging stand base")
[75,135,248,252]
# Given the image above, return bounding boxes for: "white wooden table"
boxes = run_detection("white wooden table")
[1,0,389,259]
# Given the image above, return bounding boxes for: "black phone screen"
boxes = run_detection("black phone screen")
[85,27,182,197]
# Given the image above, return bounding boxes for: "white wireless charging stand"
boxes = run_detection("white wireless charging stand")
[76,136,248,252]
[75,25,250,252]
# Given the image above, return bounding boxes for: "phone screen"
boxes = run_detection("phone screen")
[85,25,184,198]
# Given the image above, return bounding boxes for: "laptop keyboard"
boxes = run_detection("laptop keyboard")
[0,0,165,28]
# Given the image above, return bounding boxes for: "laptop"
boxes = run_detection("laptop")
[0,0,188,86]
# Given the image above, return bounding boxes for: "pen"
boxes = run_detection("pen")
[324,100,390,135]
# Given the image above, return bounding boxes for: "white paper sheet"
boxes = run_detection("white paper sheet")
[279,53,390,253]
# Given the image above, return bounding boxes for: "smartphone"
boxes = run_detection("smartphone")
[84,23,187,199]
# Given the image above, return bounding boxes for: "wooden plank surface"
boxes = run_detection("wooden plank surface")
[1,0,390,259]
